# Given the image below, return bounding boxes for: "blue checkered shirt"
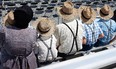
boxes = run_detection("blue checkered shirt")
[83,21,103,45]
[97,19,116,45]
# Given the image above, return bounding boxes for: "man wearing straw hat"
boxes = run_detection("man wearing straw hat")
[79,6,104,51]
[54,1,85,59]
[96,4,116,46]
[32,17,58,67]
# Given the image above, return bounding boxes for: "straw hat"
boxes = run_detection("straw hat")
[79,6,96,24]
[57,1,78,22]
[99,4,114,20]
[3,11,15,26]
[32,17,56,37]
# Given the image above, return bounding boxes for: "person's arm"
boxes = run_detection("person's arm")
[99,33,104,39]
[82,23,87,45]
[54,26,61,49]
[96,22,104,39]
[83,37,86,44]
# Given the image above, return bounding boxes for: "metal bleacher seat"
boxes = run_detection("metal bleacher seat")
[61,0,67,2]
[47,6,54,10]
[20,2,28,5]
[48,3,56,7]
[51,0,58,4]
[35,7,44,17]
[57,2,63,6]
[101,0,108,4]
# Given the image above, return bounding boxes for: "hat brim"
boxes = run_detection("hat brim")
[3,11,14,26]
[57,7,78,22]
[79,6,96,24]
[32,17,56,37]
[99,9,114,20]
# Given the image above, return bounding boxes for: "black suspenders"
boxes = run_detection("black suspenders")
[39,35,55,62]
[63,20,78,55]
[102,20,112,41]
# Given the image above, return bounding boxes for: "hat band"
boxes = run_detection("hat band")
[38,28,50,34]
[61,9,72,15]
[100,10,109,16]
[82,11,90,20]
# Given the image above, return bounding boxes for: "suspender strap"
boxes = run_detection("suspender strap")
[102,20,112,41]
[63,20,78,55]
[39,35,55,62]
[87,22,96,45]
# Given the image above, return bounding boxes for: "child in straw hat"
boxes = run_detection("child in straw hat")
[79,6,104,51]
[54,1,85,59]
[96,4,116,46]
[33,17,58,67]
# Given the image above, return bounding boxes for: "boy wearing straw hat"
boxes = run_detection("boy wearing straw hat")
[96,4,116,46]
[79,6,104,51]
[54,1,85,59]
[33,17,58,67]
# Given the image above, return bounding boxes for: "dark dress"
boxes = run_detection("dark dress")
[0,26,37,69]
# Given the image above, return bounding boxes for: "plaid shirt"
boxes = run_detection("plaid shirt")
[97,19,116,45]
[83,21,103,45]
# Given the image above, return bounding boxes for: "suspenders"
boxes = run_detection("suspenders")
[102,20,112,41]
[39,35,55,62]
[63,20,78,55]
[86,22,96,45]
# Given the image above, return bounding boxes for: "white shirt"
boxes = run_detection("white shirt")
[35,35,57,62]
[54,19,83,54]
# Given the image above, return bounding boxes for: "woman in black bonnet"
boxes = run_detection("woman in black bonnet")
[0,5,37,69]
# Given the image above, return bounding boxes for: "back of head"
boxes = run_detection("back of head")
[14,5,33,29]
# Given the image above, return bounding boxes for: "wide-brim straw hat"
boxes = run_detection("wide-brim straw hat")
[79,6,96,24]
[3,11,14,26]
[57,1,78,22]
[98,4,114,20]
[32,17,56,37]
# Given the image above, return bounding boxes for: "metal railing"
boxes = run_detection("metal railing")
[37,46,116,69]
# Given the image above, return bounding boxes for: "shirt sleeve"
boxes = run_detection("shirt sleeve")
[77,21,83,50]
[82,24,87,38]
[96,22,103,35]
[112,20,116,32]
[54,26,60,48]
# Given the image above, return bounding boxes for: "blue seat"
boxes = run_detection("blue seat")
[7,3,15,6]
[42,2,48,4]
[35,10,44,14]
[31,2,38,5]
[61,0,67,2]
[45,9,53,13]
[51,0,57,3]
[53,14,59,17]
[20,2,28,5]
[36,7,44,11]
[57,2,63,6]
[30,5,37,8]
[41,4,47,7]
[48,3,56,7]
[47,6,54,10]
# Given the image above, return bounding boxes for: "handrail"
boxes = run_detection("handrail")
[37,46,116,69]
